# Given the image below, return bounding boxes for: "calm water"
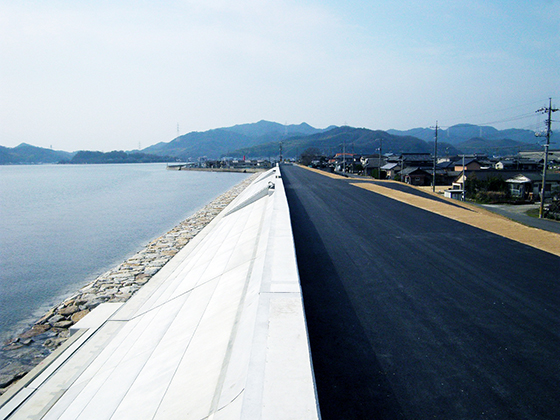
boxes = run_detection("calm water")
[0,164,248,343]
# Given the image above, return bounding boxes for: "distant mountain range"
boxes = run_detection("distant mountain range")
[228,126,460,158]
[141,121,463,160]
[141,120,335,160]
[143,121,543,160]
[388,124,540,156]
[0,121,547,164]
[388,123,539,145]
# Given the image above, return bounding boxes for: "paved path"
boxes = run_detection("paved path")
[481,203,560,235]
[282,164,560,420]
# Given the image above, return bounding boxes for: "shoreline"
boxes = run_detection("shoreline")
[166,165,264,173]
[0,173,259,393]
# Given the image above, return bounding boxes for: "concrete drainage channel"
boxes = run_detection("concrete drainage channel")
[0,165,320,420]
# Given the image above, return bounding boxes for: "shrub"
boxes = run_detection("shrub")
[475,191,508,203]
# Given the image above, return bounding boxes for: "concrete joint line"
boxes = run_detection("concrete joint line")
[206,387,245,420]
[208,190,270,417]
[223,186,273,217]
[126,256,256,322]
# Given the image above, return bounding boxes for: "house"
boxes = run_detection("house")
[381,153,433,180]
[401,167,432,186]
[494,160,516,170]
[381,162,400,179]
[518,159,541,171]
[495,158,541,171]
[454,158,483,172]
[360,154,386,177]
[505,172,560,200]
[518,150,560,164]
[400,153,433,169]
[436,161,460,185]
[333,153,360,173]
[452,170,506,190]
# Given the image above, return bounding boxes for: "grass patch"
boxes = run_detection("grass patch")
[526,208,540,218]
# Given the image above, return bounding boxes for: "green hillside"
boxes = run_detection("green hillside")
[141,120,333,160]
[231,126,461,158]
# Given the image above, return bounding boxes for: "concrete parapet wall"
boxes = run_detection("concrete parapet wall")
[1,166,320,419]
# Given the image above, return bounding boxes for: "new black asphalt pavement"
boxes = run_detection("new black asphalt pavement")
[281,164,560,420]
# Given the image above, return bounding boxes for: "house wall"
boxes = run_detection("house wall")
[454,162,481,172]
[405,174,430,186]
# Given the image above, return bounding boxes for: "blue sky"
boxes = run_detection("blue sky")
[1,0,558,151]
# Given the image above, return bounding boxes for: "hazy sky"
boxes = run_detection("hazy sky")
[1,0,559,151]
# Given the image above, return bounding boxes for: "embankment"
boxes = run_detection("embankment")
[0,173,258,393]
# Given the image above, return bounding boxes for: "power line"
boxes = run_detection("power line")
[435,112,538,131]
[472,112,537,127]
[441,98,548,127]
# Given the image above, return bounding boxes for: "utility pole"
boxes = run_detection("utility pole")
[432,121,438,192]
[279,141,283,163]
[536,98,558,218]
[343,141,346,173]
[461,154,466,201]
[378,138,383,179]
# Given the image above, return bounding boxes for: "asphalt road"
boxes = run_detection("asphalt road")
[281,165,560,420]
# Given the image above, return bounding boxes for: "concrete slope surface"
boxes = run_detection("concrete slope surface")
[282,164,560,420]
[0,167,319,420]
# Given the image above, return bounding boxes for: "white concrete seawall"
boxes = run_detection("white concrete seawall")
[0,166,320,420]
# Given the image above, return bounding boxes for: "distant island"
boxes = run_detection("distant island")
[0,143,73,165]
[0,144,176,165]
[60,150,175,164]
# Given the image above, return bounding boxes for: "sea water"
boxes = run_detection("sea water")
[0,163,248,343]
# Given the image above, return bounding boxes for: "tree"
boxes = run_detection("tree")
[300,147,322,166]
[465,174,510,203]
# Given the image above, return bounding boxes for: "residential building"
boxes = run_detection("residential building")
[401,167,432,186]
[506,172,560,200]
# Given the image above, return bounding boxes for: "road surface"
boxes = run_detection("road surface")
[281,165,560,420]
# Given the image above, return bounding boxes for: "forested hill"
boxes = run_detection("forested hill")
[141,120,335,160]
[230,126,460,158]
